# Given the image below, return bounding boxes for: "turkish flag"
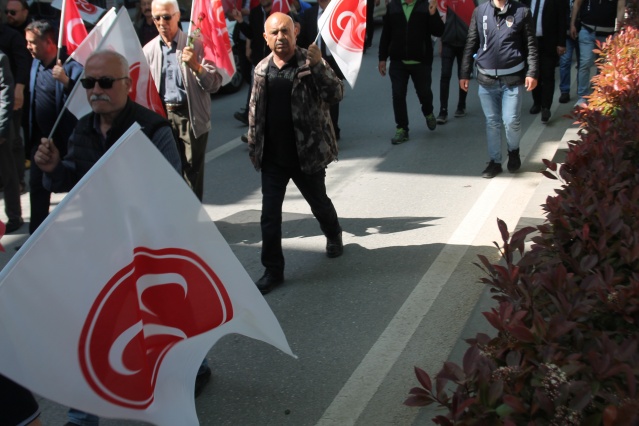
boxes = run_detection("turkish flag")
[0,124,294,425]
[440,0,475,27]
[189,0,237,86]
[270,0,290,14]
[318,0,366,88]
[65,8,166,119]
[60,0,88,55]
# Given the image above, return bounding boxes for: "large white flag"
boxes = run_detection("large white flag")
[318,0,366,88]
[0,124,294,425]
[65,7,165,119]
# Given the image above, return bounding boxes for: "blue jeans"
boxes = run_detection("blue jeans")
[477,81,523,164]
[577,26,608,98]
[559,36,579,94]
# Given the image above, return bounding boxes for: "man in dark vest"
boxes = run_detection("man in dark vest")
[34,49,212,426]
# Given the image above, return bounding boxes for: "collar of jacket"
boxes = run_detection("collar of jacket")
[255,47,312,77]
[490,0,511,15]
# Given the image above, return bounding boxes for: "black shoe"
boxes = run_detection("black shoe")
[529,104,541,114]
[326,232,343,258]
[5,218,24,234]
[507,149,521,172]
[425,113,437,131]
[194,365,211,398]
[482,161,502,179]
[436,111,448,124]
[541,108,551,124]
[454,107,466,117]
[255,271,284,294]
[558,92,570,103]
[233,110,249,126]
[241,133,248,143]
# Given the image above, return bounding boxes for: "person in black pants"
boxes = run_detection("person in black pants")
[0,374,41,426]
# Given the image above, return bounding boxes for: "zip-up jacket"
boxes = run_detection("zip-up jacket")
[378,0,445,63]
[579,0,618,34]
[461,0,538,86]
[248,47,343,174]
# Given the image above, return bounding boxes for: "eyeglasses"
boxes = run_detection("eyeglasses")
[80,76,128,89]
[152,12,177,22]
[5,9,18,15]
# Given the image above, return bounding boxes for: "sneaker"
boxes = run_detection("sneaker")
[507,149,521,172]
[326,232,343,258]
[233,109,249,126]
[482,161,502,179]
[574,97,588,108]
[425,113,437,131]
[541,108,551,124]
[391,128,409,144]
[529,104,541,114]
[241,133,248,143]
[558,92,570,103]
[436,112,448,124]
[454,107,466,117]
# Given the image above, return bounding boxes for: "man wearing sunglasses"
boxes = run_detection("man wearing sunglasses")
[5,0,32,34]
[34,50,202,426]
[24,20,83,234]
[144,0,223,202]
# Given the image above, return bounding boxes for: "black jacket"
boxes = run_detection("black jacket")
[378,0,445,63]
[461,0,538,85]
[522,0,568,55]
[237,6,271,66]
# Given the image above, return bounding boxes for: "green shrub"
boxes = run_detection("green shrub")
[405,25,639,425]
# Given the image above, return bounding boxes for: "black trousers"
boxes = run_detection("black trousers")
[29,145,51,234]
[389,60,434,132]
[260,161,341,274]
[439,43,468,112]
[532,37,558,109]
[0,120,22,223]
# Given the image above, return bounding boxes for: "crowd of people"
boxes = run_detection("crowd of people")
[0,0,626,423]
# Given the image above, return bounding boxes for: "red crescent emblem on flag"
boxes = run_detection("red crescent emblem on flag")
[79,247,233,409]
[75,0,97,13]
[327,0,366,52]
[66,18,85,50]
[128,62,141,103]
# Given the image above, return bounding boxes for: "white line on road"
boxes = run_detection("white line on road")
[316,105,562,425]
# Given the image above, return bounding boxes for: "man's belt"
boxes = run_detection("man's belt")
[582,23,615,34]
[165,103,187,112]
[477,62,525,77]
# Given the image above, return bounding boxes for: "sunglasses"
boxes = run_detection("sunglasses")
[152,12,176,22]
[5,9,18,15]
[80,76,128,89]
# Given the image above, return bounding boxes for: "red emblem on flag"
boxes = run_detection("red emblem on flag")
[79,247,233,408]
[326,0,366,52]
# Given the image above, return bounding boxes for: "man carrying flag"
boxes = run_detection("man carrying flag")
[25,20,83,234]
[144,0,224,202]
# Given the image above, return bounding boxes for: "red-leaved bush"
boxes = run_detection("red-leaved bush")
[404,23,639,425]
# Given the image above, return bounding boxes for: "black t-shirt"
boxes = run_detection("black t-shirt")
[264,56,299,168]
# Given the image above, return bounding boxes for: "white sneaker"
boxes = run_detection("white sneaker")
[574,97,588,108]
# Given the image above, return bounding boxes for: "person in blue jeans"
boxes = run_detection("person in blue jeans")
[558,0,579,103]
[459,0,538,179]
[569,0,625,107]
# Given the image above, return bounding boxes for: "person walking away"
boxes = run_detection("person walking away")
[558,0,579,103]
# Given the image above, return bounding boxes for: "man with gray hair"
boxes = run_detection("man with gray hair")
[144,0,223,201]
[34,50,210,426]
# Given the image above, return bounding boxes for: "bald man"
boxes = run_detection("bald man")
[248,13,344,294]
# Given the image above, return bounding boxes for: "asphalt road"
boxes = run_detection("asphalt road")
[0,30,577,425]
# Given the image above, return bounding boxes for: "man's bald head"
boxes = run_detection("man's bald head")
[263,12,298,62]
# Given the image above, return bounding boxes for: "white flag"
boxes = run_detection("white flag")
[66,7,165,119]
[68,7,117,65]
[318,0,366,88]
[0,124,294,425]
[51,0,106,25]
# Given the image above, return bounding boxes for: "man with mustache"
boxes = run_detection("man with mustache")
[33,50,184,426]
[24,20,83,234]
[248,12,344,294]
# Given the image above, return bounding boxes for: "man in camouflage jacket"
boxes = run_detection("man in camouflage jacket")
[247,12,344,295]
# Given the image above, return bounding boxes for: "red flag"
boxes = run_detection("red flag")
[318,0,366,87]
[61,0,88,55]
[270,0,290,14]
[440,0,475,27]
[189,0,236,85]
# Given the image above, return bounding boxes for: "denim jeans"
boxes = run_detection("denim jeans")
[388,60,434,132]
[477,81,523,164]
[577,26,608,98]
[559,36,579,94]
[260,161,341,274]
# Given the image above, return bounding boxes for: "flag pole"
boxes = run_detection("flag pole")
[47,8,122,140]
[57,0,67,62]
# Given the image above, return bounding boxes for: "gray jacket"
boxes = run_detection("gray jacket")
[144,30,223,138]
